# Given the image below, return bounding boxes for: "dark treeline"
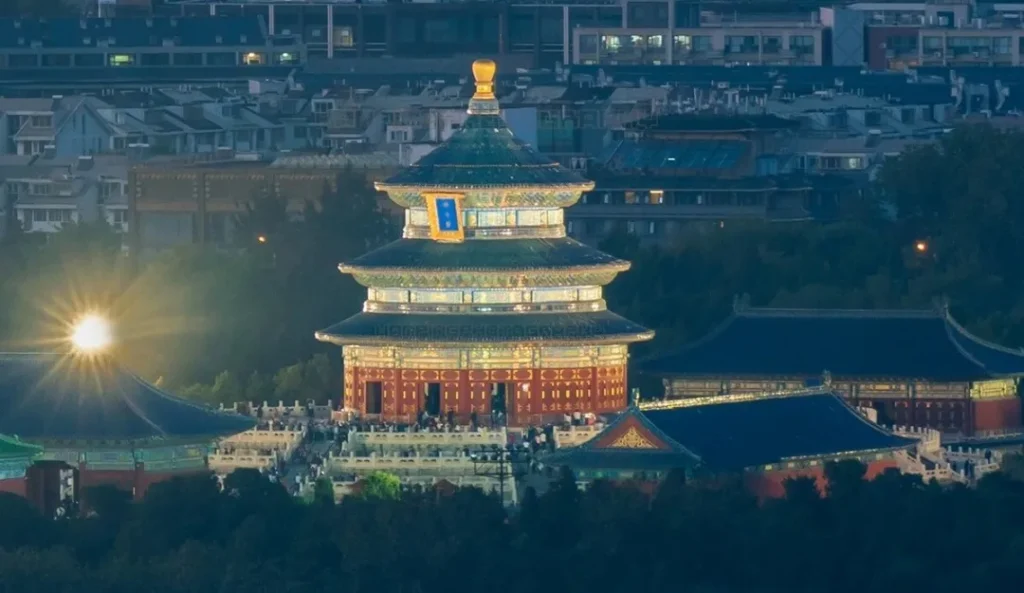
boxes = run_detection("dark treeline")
[1,125,1023,400]
[3,461,1024,593]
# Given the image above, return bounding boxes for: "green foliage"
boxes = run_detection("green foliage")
[358,471,401,501]
[2,462,1024,592]
[312,478,335,506]
[606,124,1024,361]
[0,169,392,397]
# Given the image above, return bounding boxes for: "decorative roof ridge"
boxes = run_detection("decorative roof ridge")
[575,406,702,461]
[827,390,918,443]
[635,312,738,369]
[0,433,43,453]
[733,304,943,320]
[127,369,256,419]
[942,308,1024,358]
[639,385,835,411]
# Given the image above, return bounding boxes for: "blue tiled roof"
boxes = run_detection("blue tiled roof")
[378,114,590,189]
[542,406,700,471]
[0,353,255,444]
[642,390,915,470]
[641,307,1024,381]
[342,237,627,272]
[316,310,654,346]
[0,17,266,49]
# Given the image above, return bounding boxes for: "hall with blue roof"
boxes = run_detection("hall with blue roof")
[542,386,915,485]
[641,302,1024,436]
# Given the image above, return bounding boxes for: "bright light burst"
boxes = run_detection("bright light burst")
[70,314,113,353]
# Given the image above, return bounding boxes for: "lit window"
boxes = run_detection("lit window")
[108,54,134,66]
[625,191,637,204]
[334,26,354,48]
[650,190,664,205]
[243,52,264,65]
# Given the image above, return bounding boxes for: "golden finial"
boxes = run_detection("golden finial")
[472,59,496,101]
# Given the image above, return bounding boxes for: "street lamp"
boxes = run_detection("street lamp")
[914,240,928,254]
[257,235,268,244]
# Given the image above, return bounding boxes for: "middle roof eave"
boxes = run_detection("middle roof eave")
[342,237,629,272]
[315,310,654,346]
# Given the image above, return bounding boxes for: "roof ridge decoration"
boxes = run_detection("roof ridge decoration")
[942,307,1024,356]
[734,304,943,319]
[639,384,836,411]
[577,407,700,460]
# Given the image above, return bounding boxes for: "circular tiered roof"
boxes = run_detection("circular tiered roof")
[0,353,254,446]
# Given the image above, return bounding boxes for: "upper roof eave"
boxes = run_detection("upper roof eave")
[638,304,1024,382]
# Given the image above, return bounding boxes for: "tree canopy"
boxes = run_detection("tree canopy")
[0,167,393,402]
[2,462,1024,593]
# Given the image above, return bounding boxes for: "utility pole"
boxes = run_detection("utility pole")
[469,444,530,506]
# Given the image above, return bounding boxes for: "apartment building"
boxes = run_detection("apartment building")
[0,154,130,237]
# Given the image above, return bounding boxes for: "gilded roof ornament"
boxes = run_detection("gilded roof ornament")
[468,58,500,116]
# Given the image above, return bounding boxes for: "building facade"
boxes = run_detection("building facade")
[543,386,914,498]
[641,304,1024,437]
[316,59,653,426]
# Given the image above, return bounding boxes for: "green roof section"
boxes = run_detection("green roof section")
[376,114,593,190]
[0,434,42,461]
[342,237,629,273]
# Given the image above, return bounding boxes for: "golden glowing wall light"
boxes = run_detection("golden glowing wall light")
[69,314,114,354]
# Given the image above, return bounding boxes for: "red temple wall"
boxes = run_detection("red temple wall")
[744,459,900,499]
[79,465,210,501]
[0,477,27,498]
[345,364,629,425]
[972,397,1022,433]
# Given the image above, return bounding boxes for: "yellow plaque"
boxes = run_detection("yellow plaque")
[424,192,465,243]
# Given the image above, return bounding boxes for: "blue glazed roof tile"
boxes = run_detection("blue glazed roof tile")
[317,310,653,346]
[379,114,590,189]
[0,353,255,444]
[343,237,627,272]
[642,391,915,471]
[641,308,1024,381]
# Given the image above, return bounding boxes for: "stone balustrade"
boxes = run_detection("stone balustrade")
[327,452,481,476]
[208,451,279,474]
[890,425,942,455]
[219,427,306,456]
[219,400,335,420]
[553,425,604,448]
[349,427,508,449]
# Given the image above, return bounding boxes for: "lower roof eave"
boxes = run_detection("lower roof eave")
[315,331,655,348]
[746,445,912,472]
[644,370,995,383]
[339,262,632,276]
[26,432,250,450]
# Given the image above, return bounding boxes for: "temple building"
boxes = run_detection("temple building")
[0,352,254,513]
[316,59,653,426]
[640,304,1024,436]
[542,386,916,498]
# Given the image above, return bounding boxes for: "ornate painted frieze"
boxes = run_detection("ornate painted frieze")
[349,270,625,290]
